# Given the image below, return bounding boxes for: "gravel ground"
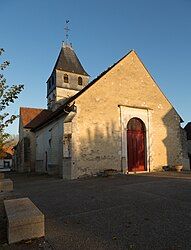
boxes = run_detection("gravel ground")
[1,172,191,249]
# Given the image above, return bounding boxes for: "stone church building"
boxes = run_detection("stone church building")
[15,42,190,179]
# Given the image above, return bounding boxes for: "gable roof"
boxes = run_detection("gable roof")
[32,49,183,131]
[32,51,133,131]
[58,50,135,106]
[51,44,89,77]
[134,51,183,123]
[65,49,183,122]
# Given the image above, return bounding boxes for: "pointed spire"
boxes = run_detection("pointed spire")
[54,44,89,76]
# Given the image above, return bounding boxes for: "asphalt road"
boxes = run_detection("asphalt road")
[1,172,191,250]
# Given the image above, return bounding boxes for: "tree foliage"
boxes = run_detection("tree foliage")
[0,48,24,156]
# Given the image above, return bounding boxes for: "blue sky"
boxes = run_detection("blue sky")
[1,0,191,134]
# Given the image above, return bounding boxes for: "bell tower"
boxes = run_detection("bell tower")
[47,21,89,110]
[46,42,89,110]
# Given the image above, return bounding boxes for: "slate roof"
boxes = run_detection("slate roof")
[53,44,89,76]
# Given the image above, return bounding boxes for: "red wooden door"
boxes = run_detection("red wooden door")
[127,118,146,172]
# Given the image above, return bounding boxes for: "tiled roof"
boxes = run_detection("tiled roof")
[53,44,89,76]
[20,107,52,129]
[0,146,14,159]
[31,102,74,131]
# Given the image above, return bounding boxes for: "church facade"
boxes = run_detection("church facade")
[15,42,190,179]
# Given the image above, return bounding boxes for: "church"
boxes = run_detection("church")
[14,41,190,179]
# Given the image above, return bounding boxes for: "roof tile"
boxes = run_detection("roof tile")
[20,107,52,129]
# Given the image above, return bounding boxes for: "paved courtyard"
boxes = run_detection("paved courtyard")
[1,172,191,249]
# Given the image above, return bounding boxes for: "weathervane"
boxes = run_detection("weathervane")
[64,20,70,45]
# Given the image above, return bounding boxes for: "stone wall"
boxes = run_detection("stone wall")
[35,117,64,177]
[62,122,73,179]
[17,120,36,172]
[56,70,89,90]
[47,70,89,111]
[71,51,185,178]
[56,88,78,102]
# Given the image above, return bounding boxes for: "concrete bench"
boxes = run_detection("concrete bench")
[0,179,13,192]
[4,198,45,244]
[0,172,4,179]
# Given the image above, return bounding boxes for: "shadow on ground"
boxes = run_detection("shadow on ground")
[1,171,191,249]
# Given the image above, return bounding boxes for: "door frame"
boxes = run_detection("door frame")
[120,105,151,173]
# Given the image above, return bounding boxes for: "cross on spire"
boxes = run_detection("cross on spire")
[64,20,70,45]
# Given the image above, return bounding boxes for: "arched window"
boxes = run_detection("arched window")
[64,74,69,83]
[78,76,83,85]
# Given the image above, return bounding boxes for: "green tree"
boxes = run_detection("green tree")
[0,48,24,157]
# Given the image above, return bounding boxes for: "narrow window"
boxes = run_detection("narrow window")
[78,76,83,85]
[64,74,69,83]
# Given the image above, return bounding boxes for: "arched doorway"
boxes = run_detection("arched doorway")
[127,118,147,172]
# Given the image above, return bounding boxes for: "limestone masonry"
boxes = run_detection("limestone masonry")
[4,198,44,244]
[14,42,190,179]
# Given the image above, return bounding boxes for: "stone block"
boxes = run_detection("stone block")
[0,179,13,192]
[0,172,4,179]
[4,198,45,244]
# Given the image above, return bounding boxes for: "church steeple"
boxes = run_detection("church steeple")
[47,43,89,110]
[54,43,89,76]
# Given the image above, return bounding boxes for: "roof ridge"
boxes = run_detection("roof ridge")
[62,49,134,104]
[32,50,134,131]
[20,106,46,110]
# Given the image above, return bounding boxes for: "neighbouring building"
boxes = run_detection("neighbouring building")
[0,146,13,169]
[15,41,190,179]
[184,122,191,169]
